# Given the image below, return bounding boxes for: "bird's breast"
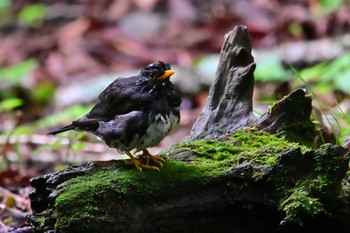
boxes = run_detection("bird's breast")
[132,111,179,151]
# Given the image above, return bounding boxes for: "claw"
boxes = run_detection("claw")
[138,149,165,166]
[125,150,161,171]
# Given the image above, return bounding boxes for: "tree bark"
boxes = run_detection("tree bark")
[25,26,350,233]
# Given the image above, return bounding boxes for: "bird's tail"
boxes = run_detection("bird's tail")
[48,124,75,135]
[48,120,100,135]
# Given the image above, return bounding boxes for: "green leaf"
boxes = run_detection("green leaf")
[33,143,52,154]
[18,4,47,27]
[49,139,67,151]
[37,104,93,128]
[71,141,86,152]
[54,165,69,172]
[298,63,327,82]
[255,54,291,82]
[33,83,56,105]
[0,59,38,84]
[0,0,11,27]
[288,22,303,37]
[333,69,350,93]
[0,98,23,111]
[319,0,344,14]
[12,125,36,135]
[321,53,350,83]
[294,52,350,94]
[0,0,10,8]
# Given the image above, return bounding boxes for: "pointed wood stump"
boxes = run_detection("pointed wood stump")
[188,26,256,140]
[26,26,350,233]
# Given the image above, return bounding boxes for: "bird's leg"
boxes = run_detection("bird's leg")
[125,150,160,171]
[138,149,165,167]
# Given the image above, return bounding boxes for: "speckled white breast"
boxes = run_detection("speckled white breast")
[130,112,179,151]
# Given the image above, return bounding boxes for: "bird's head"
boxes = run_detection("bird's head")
[140,61,175,81]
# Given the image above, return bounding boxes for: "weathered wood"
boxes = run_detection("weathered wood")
[25,26,350,233]
[187,25,256,140]
[252,89,336,146]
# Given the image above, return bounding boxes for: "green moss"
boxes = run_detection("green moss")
[279,176,330,225]
[115,159,204,198]
[280,188,326,225]
[279,144,348,225]
[29,210,56,231]
[54,159,206,231]
[54,169,120,230]
[343,172,350,194]
[176,128,309,177]
[276,118,322,148]
[279,177,329,226]
[175,129,341,225]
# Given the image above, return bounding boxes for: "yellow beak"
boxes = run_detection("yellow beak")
[158,70,175,80]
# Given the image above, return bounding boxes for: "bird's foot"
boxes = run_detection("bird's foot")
[138,149,165,167]
[125,152,161,171]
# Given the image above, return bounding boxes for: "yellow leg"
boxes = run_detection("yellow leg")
[125,151,160,171]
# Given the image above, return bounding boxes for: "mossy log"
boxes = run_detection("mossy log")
[27,26,350,233]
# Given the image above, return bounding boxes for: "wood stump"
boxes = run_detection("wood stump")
[26,26,350,233]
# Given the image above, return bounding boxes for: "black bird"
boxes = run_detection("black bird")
[48,61,181,171]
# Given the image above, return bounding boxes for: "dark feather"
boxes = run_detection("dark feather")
[85,76,152,120]
[48,120,100,135]
[47,124,75,135]
[72,119,100,132]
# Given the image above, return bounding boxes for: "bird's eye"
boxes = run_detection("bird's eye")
[149,72,159,79]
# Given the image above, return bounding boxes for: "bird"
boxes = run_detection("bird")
[48,61,181,171]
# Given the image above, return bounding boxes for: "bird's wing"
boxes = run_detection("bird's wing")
[83,76,153,121]
[95,110,149,146]
[49,76,154,135]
